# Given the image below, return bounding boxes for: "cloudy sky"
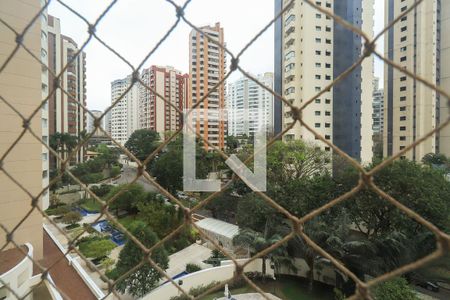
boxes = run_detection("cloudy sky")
[48,0,385,111]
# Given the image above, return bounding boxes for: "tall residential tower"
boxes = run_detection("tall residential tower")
[188,23,226,150]
[47,15,87,165]
[276,0,374,163]
[384,0,450,160]
[227,73,274,137]
[139,66,189,137]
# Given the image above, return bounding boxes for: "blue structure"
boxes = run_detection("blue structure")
[333,0,365,160]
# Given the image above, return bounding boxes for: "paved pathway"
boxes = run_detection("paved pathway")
[165,243,213,279]
[115,164,158,193]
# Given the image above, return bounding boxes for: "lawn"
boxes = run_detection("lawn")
[118,215,140,231]
[199,276,334,300]
[80,198,102,212]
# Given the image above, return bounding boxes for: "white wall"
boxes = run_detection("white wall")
[142,259,274,300]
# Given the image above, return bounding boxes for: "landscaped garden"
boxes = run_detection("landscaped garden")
[169,276,335,300]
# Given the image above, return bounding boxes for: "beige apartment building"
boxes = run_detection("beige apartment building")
[139,66,189,137]
[0,0,44,262]
[277,0,374,163]
[47,15,87,166]
[384,0,450,160]
[188,23,226,150]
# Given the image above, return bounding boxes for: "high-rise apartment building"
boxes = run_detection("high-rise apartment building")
[188,23,226,150]
[276,0,374,163]
[41,6,50,209]
[110,75,139,145]
[139,66,189,137]
[227,73,274,137]
[384,0,450,160]
[373,77,384,134]
[47,15,86,165]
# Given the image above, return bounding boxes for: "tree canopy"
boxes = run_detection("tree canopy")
[125,129,160,161]
[112,221,169,297]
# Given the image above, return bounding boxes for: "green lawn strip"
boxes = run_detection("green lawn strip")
[80,199,102,212]
[118,215,140,231]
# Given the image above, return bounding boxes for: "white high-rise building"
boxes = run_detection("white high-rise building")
[373,78,384,135]
[227,73,274,137]
[110,75,139,145]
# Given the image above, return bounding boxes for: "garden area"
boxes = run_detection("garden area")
[168,276,335,300]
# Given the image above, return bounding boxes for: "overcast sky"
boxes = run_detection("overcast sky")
[48,0,385,111]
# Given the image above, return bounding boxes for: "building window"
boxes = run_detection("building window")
[400,136,406,141]
[400,106,406,111]
[315,123,321,128]
[285,51,295,61]
[285,15,295,26]
[400,126,406,131]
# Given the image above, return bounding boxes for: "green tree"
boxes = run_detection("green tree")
[91,184,113,197]
[232,226,286,281]
[125,129,160,161]
[106,183,145,215]
[371,277,418,300]
[151,135,210,193]
[137,194,181,238]
[113,222,169,297]
[339,160,450,238]
[267,140,331,187]
[225,135,239,152]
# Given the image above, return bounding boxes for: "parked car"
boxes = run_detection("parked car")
[416,280,440,292]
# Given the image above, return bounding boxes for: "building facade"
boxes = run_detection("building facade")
[227,73,274,137]
[277,0,374,163]
[41,6,50,209]
[139,66,189,137]
[373,78,384,134]
[0,0,44,261]
[110,75,139,145]
[47,15,86,165]
[188,23,227,150]
[86,109,103,133]
[384,0,450,160]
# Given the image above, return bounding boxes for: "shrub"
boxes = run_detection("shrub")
[65,223,80,230]
[61,211,82,224]
[46,205,70,216]
[82,223,96,233]
[185,263,202,273]
[169,281,220,300]
[111,166,121,177]
[81,173,104,184]
[371,277,419,300]
[79,238,116,259]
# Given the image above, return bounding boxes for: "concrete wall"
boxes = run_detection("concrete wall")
[0,244,34,300]
[142,259,274,300]
[0,0,44,259]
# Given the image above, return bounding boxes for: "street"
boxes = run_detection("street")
[115,163,159,193]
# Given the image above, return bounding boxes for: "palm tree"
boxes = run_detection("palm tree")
[232,221,288,281]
